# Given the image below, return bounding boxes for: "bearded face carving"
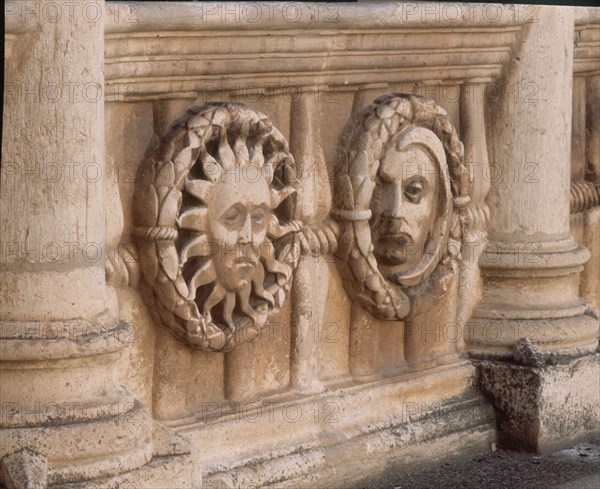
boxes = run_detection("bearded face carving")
[134,102,301,351]
[206,173,271,293]
[371,132,441,277]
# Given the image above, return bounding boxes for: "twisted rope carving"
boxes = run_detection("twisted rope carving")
[133,226,178,241]
[570,180,600,213]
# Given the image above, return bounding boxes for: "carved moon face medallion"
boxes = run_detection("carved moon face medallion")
[371,136,440,274]
[133,102,301,351]
[332,93,469,320]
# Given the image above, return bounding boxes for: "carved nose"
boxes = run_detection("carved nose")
[383,182,403,219]
[239,216,253,243]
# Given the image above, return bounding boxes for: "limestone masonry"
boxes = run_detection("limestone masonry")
[1,2,599,488]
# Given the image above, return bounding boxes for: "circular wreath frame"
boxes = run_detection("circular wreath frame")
[133,102,299,352]
[332,93,470,320]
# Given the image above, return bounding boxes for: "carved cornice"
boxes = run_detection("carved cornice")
[101,2,527,102]
[11,3,596,99]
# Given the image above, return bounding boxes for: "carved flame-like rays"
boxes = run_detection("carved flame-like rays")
[238,281,257,324]
[190,264,264,331]
[270,187,296,209]
[233,120,250,167]
[179,233,213,263]
[186,260,216,301]
[203,282,226,316]
[178,207,208,231]
[218,127,236,171]
[222,291,236,332]
[261,240,291,285]
[249,133,267,168]
[185,178,213,204]
[251,260,275,307]
[201,151,222,183]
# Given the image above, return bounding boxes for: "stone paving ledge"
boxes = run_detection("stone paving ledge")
[359,438,600,489]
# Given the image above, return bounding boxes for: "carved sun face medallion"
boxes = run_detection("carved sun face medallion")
[332,93,468,320]
[133,102,301,352]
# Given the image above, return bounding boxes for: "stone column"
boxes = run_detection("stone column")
[580,75,600,311]
[467,6,600,452]
[1,1,149,485]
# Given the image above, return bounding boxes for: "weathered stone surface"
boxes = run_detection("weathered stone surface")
[2,2,599,487]
[1,450,47,489]
[479,355,600,454]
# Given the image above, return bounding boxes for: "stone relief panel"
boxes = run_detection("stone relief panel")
[131,93,483,377]
[332,93,469,323]
[133,102,303,352]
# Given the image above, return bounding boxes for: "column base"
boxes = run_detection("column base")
[0,314,155,486]
[467,312,599,360]
[477,352,600,453]
[0,421,197,489]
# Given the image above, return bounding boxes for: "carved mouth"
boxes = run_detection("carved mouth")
[377,233,412,245]
[234,245,262,265]
[379,233,412,243]
[374,234,414,266]
[235,260,256,270]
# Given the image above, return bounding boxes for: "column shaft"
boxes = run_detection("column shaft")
[1,2,150,484]
[469,7,598,360]
[468,6,599,453]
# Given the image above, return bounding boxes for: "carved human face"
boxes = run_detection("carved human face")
[207,171,270,292]
[370,145,438,275]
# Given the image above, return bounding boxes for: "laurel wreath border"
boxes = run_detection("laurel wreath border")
[133,103,299,352]
[332,93,470,320]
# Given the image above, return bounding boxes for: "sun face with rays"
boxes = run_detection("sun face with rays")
[174,103,301,338]
[207,173,270,292]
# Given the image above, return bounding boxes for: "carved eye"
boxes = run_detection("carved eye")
[251,210,266,225]
[404,181,423,203]
[222,208,240,224]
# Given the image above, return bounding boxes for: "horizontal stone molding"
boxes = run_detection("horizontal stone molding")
[174,362,494,487]
[479,240,590,276]
[2,2,532,34]
[0,403,151,485]
[6,3,595,102]
[104,3,527,33]
[0,394,137,429]
[473,303,589,321]
[467,315,599,360]
[47,453,196,489]
[104,28,519,100]
[206,397,492,488]
[83,2,529,101]
[0,317,132,361]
